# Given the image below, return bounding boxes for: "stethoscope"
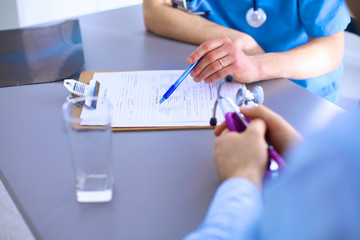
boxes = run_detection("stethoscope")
[172,0,211,16]
[171,0,267,28]
[210,75,286,176]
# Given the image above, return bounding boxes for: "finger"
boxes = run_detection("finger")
[191,43,231,80]
[219,128,229,136]
[214,121,227,136]
[194,59,225,83]
[202,67,233,84]
[192,58,223,82]
[195,54,233,83]
[246,118,266,137]
[240,105,287,133]
[202,61,235,83]
[186,36,232,65]
[241,105,302,153]
[191,43,234,83]
[202,54,252,84]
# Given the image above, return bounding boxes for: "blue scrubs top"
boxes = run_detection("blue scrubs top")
[189,0,350,103]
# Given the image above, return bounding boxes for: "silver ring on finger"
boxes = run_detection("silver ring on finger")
[219,59,225,69]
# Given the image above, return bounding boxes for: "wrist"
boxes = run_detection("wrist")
[233,33,265,56]
[251,53,284,81]
[228,167,264,190]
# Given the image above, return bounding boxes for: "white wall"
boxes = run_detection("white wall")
[16,0,142,27]
[0,0,19,29]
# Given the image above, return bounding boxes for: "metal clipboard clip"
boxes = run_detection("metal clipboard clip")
[63,79,100,109]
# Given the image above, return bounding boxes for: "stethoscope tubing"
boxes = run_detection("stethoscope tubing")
[253,0,258,11]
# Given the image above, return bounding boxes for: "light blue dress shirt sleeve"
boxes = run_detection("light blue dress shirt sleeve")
[184,110,360,240]
[255,110,360,240]
[184,178,263,240]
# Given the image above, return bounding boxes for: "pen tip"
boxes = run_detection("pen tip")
[159,98,165,104]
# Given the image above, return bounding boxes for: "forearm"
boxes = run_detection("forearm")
[142,0,251,45]
[253,32,345,81]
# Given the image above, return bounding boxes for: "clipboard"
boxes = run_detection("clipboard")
[78,71,214,132]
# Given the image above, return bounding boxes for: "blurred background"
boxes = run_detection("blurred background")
[0,0,358,239]
[0,0,142,29]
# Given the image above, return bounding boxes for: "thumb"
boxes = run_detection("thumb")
[246,118,266,138]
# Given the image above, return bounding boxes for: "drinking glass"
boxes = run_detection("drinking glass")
[62,96,113,202]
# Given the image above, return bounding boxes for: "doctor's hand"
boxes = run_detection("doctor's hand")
[214,118,268,189]
[187,36,264,84]
[214,105,303,155]
[233,33,264,56]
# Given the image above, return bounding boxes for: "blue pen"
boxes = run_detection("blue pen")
[159,57,203,104]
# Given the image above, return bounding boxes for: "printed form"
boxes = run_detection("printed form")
[81,70,242,127]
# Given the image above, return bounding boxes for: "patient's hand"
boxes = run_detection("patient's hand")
[214,105,303,155]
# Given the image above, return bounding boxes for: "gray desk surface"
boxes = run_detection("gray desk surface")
[0,5,344,240]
